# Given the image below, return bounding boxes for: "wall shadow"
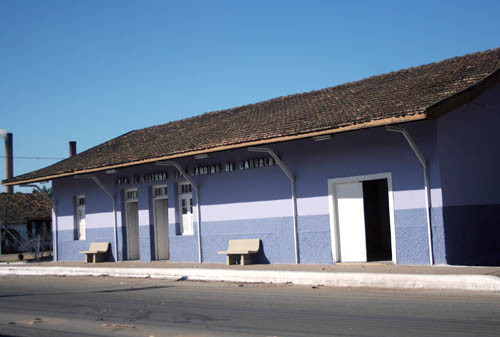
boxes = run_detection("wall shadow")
[255,240,271,264]
[443,204,500,266]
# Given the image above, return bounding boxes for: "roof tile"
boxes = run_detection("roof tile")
[4,47,500,184]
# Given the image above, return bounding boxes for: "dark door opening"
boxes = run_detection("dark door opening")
[362,179,392,262]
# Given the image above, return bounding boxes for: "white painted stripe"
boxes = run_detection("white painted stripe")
[57,215,75,231]
[139,209,150,226]
[200,199,291,222]
[297,196,330,216]
[200,196,330,222]
[58,213,117,230]
[394,188,443,210]
[431,189,443,208]
[57,189,444,229]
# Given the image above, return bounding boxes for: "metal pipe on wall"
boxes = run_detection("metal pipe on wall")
[156,161,202,263]
[74,175,119,262]
[53,201,58,261]
[248,147,299,264]
[385,126,434,265]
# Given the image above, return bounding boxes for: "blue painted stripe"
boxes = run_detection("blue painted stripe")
[56,209,446,265]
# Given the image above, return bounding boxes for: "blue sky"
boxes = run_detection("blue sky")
[1,0,499,192]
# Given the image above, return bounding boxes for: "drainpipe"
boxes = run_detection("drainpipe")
[74,175,119,262]
[52,200,58,261]
[385,126,434,265]
[248,147,299,264]
[156,161,202,263]
[21,184,57,261]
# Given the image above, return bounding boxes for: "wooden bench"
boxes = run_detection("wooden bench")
[218,239,260,265]
[80,242,110,263]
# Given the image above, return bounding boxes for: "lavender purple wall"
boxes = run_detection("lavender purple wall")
[436,83,500,266]
[53,175,122,262]
[52,116,447,265]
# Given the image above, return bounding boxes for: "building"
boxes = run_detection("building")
[0,192,52,255]
[3,47,500,266]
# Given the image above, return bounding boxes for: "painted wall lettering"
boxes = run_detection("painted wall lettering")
[240,156,275,170]
[192,164,221,176]
[116,177,130,185]
[143,171,168,183]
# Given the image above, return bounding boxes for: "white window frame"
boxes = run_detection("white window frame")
[75,194,86,240]
[152,184,168,200]
[178,182,194,235]
[125,188,138,203]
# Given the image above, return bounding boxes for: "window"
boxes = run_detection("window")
[178,182,193,235]
[75,195,86,240]
[125,189,138,202]
[153,185,168,199]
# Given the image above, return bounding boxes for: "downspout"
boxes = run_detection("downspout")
[248,147,299,264]
[156,161,202,263]
[385,126,434,265]
[53,201,58,261]
[74,175,119,262]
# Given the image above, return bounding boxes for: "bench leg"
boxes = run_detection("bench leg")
[241,254,252,266]
[227,255,240,265]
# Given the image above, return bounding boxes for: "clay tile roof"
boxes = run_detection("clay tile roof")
[0,193,52,224]
[4,47,500,185]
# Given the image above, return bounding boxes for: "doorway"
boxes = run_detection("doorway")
[125,189,140,260]
[153,185,169,260]
[178,182,194,235]
[328,173,395,263]
[363,179,392,261]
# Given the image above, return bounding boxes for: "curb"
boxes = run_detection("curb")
[1,266,499,292]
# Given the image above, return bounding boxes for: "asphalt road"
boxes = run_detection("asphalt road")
[0,276,499,337]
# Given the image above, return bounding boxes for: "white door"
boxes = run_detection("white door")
[178,183,194,235]
[76,195,86,240]
[126,201,140,260]
[154,198,169,260]
[180,195,193,234]
[76,205,86,240]
[335,182,367,262]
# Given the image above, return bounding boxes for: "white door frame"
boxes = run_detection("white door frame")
[124,188,139,260]
[328,172,397,264]
[152,184,169,260]
[178,182,194,235]
[75,195,86,240]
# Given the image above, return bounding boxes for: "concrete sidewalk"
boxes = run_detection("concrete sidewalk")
[1,260,500,293]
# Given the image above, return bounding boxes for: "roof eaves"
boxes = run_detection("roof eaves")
[2,113,427,186]
[426,67,500,119]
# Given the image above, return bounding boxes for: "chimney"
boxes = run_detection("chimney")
[69,141,77,157]
[5,133,13,194]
